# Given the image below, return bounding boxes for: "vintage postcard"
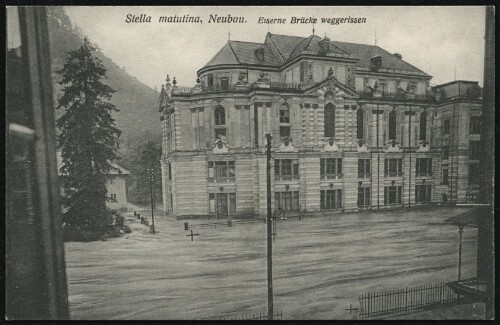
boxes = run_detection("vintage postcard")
[5,5,495,320]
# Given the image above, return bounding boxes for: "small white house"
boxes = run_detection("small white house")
[56,152,130,211]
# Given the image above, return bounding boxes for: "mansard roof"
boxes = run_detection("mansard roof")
[201,32,430,77]
[332,40,429,76]
[227,40,282,66]
[288,35,351,60]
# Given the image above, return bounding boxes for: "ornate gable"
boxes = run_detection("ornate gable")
[304,76,359,99]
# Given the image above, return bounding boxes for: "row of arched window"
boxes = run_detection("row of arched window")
[211,105,427,142]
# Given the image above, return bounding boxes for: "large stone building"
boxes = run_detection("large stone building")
[157,32,482,219]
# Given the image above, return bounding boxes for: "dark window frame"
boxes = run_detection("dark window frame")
[320,158,342,179]
[416,158,433,177]
[320,189,343,210]
[275,191,299,211]
[358,159,371,178]
[274,159,299,181]
[208,160,235,182]
[384,158,403,177]
[324,103,336,138]
[357,187,371,207]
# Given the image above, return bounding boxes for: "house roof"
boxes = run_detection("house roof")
[443,207,490,227]
[56,151,130,176]
[203,41,281,69]
[332,40,429,75]
[201,33,430,76]
[288,35,351,60]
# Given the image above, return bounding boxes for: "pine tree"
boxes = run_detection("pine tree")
[57,38,121,232]
[136,141,162,205]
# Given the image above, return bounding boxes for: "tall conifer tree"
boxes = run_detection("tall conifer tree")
[57,38,121,231]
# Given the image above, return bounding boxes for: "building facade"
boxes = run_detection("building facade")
[157,33,482,218]
[56,152,130,212]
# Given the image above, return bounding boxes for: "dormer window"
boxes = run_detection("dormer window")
[319,35,330,54]
[254,47,265,61]
[371,55,382,70]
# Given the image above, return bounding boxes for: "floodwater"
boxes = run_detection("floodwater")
[65,206,478,320]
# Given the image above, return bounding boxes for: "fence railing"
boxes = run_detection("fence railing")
[216,310,283,320]
[184,218,265,230]
[359,282,462,319]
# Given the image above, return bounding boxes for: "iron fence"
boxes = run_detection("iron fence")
[216,310,283,320]
[184,218,265,230]
[359,282,462,319]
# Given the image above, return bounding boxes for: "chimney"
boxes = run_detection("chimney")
[393,53,402,59]
[254,47,265,61]
[319,35,331,54]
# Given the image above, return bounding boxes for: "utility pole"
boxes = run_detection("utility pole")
[265,133,273,320]
[148,166,155,234]
[408,104,412,208]
[480,6,494,319]
[376,104,380,210]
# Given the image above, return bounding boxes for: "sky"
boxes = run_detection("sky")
[65,6,487,90]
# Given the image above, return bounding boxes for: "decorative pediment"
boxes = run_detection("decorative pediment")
[356,140,368,152]
[305,76,359,99]
[212,139,229,154]
[277,138,297,152]
[322,138,341,152]
[417,140,431,152]
[385,140,402,152]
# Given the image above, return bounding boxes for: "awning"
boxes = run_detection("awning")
[443,206,489,227]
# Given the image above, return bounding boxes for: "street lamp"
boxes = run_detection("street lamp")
[147,167,155,234]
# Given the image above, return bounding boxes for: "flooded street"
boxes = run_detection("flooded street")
[65,207,477,320]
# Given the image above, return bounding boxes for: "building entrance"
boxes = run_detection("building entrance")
[216,193,228,219]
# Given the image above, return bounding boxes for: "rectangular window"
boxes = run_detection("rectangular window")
[208,161,235,182]
[358,159,371,178]
[215,128,226,140]
[274,159,299,180]
[469,141,480,160]
[415,185,432,203]
[229,193,236,213]
[469,164,480,184]
[110,194,117,202]
[168,163,172,180]
[384,158,403,177]
[443,119,450,135]
[416,158,433,177]
[320,189,342,210]
[275,191,299,211]
[470,116,481,134]
[442,146,449,160]
[442,168,449,185]
[209,193,215,213]
[280,126,290,138]
[320,158,342,179]
[207,74,214,90]
[279,107,290,123]
[384,186,402,205]
[220,77,229,90]
[357,187,371,207]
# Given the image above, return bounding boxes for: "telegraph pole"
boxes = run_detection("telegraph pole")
[408,104,412,208]
[376,104,380,210]
[148,167,155,234]
[265,133,274,320]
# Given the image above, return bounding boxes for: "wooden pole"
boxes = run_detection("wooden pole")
[149,167,155,234]
[266,133,274,320]
[458,225,464,281]
[408,104,412,208]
